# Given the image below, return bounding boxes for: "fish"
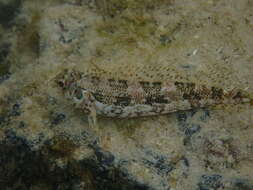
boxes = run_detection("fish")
[56,69,252,125]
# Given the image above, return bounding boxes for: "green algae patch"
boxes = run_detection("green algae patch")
[96,12,157,44]
[95,0,175,48]
[95,0,174,16]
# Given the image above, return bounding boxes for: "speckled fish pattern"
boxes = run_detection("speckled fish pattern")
[56,70,251,118]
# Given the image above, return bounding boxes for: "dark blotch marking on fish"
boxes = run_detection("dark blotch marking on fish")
[211,87,224,99]
[145,95,169,104]
[118,80,128,89]
[174,81,184,88]
[108,79,128,92]
[108,79,116,87]
[232,91,243,100]
[175,82,200,100]
[152,82,162,89]
[114,96,131,106]
[197,85,211,99]
[139,81,151,93]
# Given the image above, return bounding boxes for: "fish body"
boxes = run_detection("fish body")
[57,70,251,118]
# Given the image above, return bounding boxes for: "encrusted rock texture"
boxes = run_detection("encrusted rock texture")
[0,0,253,190]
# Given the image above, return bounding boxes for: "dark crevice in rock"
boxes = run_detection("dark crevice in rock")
[0,42,11,82]
[197,174,224,190]
[176,109,210,146]
[231,179,253,190]
[0,0,22,28]
[0,43,11,63]
[0,131,153,190]
[87,144,153,190]
[142,149,175,176]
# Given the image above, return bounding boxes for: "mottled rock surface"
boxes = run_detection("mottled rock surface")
[0,0,253,190]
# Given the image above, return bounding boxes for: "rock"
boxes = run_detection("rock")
[0,0,22,28]
[0,1,253,190]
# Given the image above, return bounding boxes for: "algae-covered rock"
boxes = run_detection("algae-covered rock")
[0,0,253,190]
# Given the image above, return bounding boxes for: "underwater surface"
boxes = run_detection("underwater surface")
[0,0,253,189]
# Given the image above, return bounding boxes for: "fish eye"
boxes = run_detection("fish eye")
[74,88,83,100]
